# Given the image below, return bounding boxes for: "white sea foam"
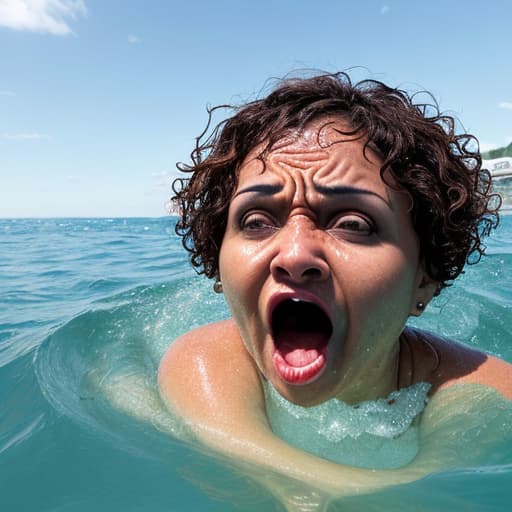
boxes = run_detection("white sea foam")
[264,381,431,469]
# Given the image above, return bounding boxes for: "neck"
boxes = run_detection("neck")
[398,327,440,388]
[334,340,402,405]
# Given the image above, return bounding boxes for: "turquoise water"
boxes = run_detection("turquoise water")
[1,216,511,511]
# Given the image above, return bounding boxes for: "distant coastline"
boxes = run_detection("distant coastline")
[482,142,512,160]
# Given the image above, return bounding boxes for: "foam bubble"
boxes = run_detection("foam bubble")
[264,381,430,469]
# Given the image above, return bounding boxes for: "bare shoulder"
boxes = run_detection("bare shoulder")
[408,328,512,400]
[158,319,267,428]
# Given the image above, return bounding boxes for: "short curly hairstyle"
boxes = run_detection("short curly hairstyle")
[172,72,500,291]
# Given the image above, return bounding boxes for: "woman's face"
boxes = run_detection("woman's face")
[219,119,434,406]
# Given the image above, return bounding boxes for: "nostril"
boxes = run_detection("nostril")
[275,266,290,278]
[273,265,325,282]
[302,267,322,279]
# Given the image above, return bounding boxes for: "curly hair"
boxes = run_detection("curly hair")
[172,72,500,290]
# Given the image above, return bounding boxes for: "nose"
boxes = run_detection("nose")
[269,218,330,284]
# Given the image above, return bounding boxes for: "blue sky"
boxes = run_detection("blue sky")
[1,0,511,217]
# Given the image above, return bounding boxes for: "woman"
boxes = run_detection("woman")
[158,73,512,498]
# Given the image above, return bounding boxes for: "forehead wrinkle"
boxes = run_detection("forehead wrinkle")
[236,125,393,210]
[268,148,330,173]
[312,151,346,183]
[289,170,310,211]
[263,147,327,211]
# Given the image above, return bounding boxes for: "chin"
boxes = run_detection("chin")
[266,369,339,407]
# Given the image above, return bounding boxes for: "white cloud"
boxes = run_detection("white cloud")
[380,4,390,14]
[0,89,15,96]
[506,136,512,145]
[0,0,87,35]
[1,131,51,140]
[127,34,140,44]
[499,102,512,110]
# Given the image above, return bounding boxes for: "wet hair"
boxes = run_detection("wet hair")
[172,72,500,290]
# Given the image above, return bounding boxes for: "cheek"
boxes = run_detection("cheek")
[219,240,261,316]
[341,248,419,314]
[220,238,268,287]
[341,262,418,351]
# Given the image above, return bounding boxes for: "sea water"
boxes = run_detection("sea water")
[264,381,431,469]
[1,215,511,511]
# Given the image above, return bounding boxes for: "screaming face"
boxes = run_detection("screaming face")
[219,118,435,406]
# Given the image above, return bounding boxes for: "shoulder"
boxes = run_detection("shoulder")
[158,319,266,426]
[159,318,243,368]
[158,318,253,395]
[405,327,512,400]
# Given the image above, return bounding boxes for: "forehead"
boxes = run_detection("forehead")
[237,118,384,189]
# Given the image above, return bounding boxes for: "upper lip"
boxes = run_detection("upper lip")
[267,290,332,331]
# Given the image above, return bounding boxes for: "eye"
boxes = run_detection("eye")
[240,211,278,235]
[328,213,375,237]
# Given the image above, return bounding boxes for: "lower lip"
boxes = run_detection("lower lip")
[272,348,327,385]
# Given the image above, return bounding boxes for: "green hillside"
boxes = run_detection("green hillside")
[482,142,512,160]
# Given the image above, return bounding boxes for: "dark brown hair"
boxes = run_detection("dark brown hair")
[172,72,500,290]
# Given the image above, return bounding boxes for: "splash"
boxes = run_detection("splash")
[264,381,430,468]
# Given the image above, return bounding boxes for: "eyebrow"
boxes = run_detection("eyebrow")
[234,182,388,205]
[233,184,283,198]
[314,184,386,201]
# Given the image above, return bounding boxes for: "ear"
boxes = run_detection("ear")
[410,272,439,317]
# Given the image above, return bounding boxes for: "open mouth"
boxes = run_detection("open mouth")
[271,298,333,385]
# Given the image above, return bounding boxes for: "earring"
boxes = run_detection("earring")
[213,280,223,294]
[416,301,425,311]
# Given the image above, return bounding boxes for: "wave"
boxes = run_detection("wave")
[35,276,229,444]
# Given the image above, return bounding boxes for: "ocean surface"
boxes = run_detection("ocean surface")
[1,215,511,511]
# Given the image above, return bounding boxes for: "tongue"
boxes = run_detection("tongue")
[276,328,325,367]
[284,347,320,367]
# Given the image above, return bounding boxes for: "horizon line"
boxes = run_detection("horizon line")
[0,214,178,220]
